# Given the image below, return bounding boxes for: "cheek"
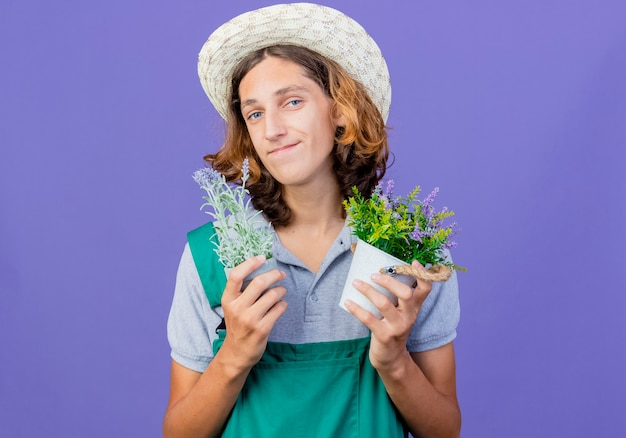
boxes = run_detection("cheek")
[248,140,270,168]
[245,126,263,150]
[238,126,264,162]
[316,119,339,148]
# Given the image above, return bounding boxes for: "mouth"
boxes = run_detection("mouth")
[269,142,298,155]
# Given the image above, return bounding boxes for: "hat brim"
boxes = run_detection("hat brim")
[198,3,391,122]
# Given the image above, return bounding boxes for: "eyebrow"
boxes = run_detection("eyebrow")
[240,85,310,109]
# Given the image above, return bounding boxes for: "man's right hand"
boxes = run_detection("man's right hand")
[219,255,288,371]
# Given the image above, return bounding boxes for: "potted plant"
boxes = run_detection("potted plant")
[340,180,464,318]
[192,158,275,285]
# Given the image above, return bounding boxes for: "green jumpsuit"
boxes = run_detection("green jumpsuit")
[189,223,407,437]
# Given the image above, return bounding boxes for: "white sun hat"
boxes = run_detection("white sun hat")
[198,2,391,122]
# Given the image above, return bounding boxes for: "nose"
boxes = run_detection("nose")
[264,109,287,141]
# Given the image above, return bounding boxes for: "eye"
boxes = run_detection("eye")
[247,111,262,120]
[286,99,302,107]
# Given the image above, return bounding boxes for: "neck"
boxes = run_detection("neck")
[274,181,346,273]
[279,182,345,234]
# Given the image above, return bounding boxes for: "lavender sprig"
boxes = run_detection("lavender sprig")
[193,158,273,268]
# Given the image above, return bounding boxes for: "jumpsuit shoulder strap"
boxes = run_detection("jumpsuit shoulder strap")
[187,221,227,308]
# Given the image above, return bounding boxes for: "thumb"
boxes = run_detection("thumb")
[222,255,267,300]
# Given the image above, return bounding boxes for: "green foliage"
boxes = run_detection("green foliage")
[343,182,465,271]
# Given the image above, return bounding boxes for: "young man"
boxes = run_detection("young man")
[164,4,461,437]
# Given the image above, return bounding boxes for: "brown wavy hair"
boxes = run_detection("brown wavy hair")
[204,45,389,227]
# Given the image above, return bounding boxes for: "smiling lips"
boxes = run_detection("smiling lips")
[269,142,298,155]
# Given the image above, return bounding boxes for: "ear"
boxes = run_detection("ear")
[332,105,347,128]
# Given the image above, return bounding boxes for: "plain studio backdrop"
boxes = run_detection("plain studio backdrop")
[1,1,624,437]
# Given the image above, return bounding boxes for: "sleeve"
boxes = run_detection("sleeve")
[166,243,224,372]
[406,252,461,352]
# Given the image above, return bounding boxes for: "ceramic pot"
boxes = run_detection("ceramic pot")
[339,239,415,319]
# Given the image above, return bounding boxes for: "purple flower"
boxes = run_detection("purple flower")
[374,179,397,210]
[384,179,395,197]
[420,188,440,221]
[242,157,249,179]
[373,182,383,196]
[448,222,459,237]
[422,187,439,207]
[441,223,460,249]
[441,241,458,250]
[373,181,393,210]
[422,205,434,220]
[193,167,222,188]
[409,226,425,243]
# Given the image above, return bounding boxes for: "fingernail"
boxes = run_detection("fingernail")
[371,273,381,280]
[352,279,362,287]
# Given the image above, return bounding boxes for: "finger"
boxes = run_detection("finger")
[222,255,268,302]
[370,272,413,302]
[236,285,288,336]
[350,278,400,321]
[251,284,287,315]
[410,260,432,298]
[411,259,425,269]
[256,295,289,331]
[343,296,383,330]
[367,273,421,322]
[240,269,287,305]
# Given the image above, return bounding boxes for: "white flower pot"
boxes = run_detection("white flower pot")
[339,239,416,319]
[224,257,279,292]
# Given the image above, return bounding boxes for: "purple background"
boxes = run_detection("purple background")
[1,1,625,436]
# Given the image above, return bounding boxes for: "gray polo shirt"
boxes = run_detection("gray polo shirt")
[167,225,460,373]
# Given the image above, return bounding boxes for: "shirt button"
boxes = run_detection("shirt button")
[309,295,318,302]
